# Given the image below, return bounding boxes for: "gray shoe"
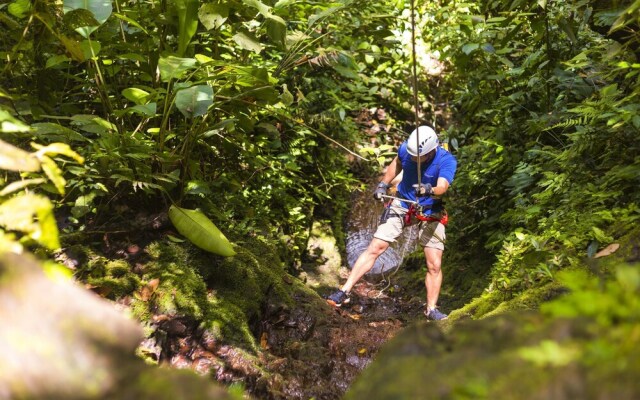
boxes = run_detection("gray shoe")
[326,290,350,307]
[424,307,448,321]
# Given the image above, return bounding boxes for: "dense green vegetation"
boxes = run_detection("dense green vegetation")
[0,0,405,262]
[437,0,640,297]
[1,0,639,396]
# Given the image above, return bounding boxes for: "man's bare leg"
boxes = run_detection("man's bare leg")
[424,246,443,309]
[341,238,390,293]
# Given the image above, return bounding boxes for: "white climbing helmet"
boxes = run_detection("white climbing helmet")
[407,126,438,156]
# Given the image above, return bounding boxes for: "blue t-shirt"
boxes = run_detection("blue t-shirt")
[396,142,457,213]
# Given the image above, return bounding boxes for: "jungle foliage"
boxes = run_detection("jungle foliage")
[0,0,639,359]
[417,0,640,295]
[1,0,640,396]
[0,0,413,262]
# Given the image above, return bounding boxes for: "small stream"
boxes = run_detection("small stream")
[345,187,418,275]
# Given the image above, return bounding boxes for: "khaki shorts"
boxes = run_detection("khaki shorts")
[373,201,446,251]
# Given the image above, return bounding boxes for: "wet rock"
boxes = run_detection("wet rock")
[192,356,217,376]
[171,354,192,369]
[161,319,188,336]
[139,337,162,361]
[200,330,217,352]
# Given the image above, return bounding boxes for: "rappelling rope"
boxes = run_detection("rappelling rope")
[371,224,418,299]
[368,1,425,301]
[370,0,424,300]
[410,0,422,187]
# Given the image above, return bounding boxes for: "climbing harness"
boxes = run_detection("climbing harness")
[406,203,448,225]
[379,195,448,226]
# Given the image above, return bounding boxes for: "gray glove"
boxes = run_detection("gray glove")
[414,183,434,197]
[373,182,389,201]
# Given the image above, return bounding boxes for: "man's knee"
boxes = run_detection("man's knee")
[424,249,442,274]
[367,239,388,256]
[426,255,442,274]
[426,260,441,274]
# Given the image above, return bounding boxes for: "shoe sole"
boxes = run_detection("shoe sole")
[326,298,350,307]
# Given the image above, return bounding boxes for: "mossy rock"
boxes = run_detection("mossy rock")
[0,252,240,400]
[348,234,640,400]
[129,235,301,350]
[72,247,141,299]
[66,231,317,353]
[448,282,566,322]
[345,311,640,399]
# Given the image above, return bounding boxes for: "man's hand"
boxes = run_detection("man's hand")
[373,182,389,201]
[414,183,434,197]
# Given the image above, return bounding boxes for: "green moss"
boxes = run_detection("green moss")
[450,282,566,322]
[204,296,257,349]
[483,282,566,318]
[128,235,298,351]
[73,249,140,299]
[346,315,586,399]
[68,232,308,353]
[300,220,344,288]
[117,363,242,399]
[450,290,510,320]
[138,241,211,319]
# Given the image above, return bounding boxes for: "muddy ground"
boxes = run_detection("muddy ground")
[150,268,428,400]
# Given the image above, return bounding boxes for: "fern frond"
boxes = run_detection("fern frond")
[294,51,340,68]
[544,116,590,131]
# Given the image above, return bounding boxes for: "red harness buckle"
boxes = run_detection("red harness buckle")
[416,209,449,226]
[405,204,449,226]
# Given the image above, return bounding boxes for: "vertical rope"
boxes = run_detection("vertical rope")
[410,0,422,186]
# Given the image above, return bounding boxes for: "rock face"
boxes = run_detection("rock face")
[0,253,234,400]
[345,312,640,400]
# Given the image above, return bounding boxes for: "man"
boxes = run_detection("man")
[327,125,457,321]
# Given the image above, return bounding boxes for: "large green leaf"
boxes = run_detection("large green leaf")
[63,0,112,38]
[233,30,263,53]
[80,39,101,60]
[0,140,39,172]
[8,0,31,19]
[0,193,60,250]
[174,0,199,56]
[198,3,229,30]
[122,88,151,105]
[168,205,236,257]
[158,56,197,82]
[175,85,214,118]
[31,122,87,143]
[266,18,286,47]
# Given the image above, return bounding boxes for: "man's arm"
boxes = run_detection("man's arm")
[431,177,450,197]
[432,153,456,196]
[379,156,402,185]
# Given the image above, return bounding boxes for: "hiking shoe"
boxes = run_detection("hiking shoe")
[326,290,350,307]
[424,308,448,321]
